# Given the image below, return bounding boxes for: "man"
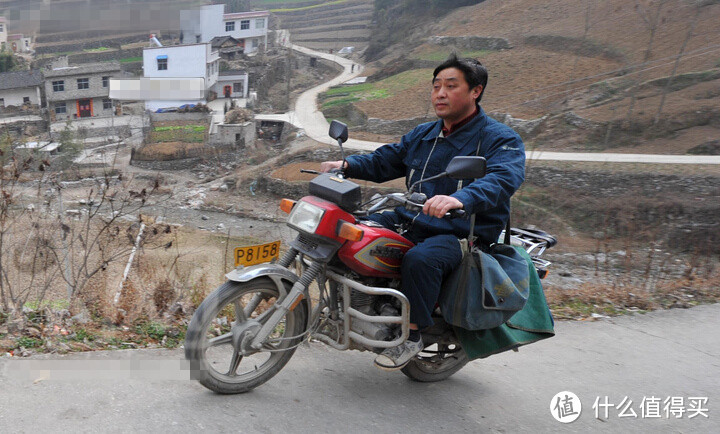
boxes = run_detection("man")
[320,55,526,370]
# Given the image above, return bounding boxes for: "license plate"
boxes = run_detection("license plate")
[234,240,281,267]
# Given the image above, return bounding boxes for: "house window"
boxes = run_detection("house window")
[0,24,3,32]
[102,76,109,87]
[240,20,250,30]
[256,18,265,29]
[23,97,30,103]
[52,80,64,92]
[252,38,259,49]
[103,99,112,110]
[54,102,67,114]
[77,78,89,89]
[233,82,243,93]
[225,21,235,32]
[24,40,29,48]
[196,35,201,43]
[0,98,4,107]
[157,57,167,70]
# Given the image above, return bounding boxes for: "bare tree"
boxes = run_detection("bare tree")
[653,3,702,124]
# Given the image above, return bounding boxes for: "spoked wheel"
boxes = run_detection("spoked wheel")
[401,342,469,382]
[184,278,307,394]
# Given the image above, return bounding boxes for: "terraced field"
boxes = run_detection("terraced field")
[272,0,373,52]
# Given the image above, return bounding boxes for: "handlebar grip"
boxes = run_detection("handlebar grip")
[446,209,466,219]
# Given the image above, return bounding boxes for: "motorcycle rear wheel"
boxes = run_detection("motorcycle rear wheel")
[184,278,307,394]
[401,343,468,382]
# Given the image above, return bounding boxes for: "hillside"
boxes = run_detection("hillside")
[322,0,720,154]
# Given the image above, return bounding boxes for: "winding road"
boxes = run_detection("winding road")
[256,41,720,165]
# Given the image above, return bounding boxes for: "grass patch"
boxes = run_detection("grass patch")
[148,125,207,143]
[119,56,143,63]
[84,47,109,52]
[270,0,347,12]
[15,336,43,349]
[320,68,432,110]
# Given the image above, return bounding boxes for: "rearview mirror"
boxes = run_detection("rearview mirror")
[329,120,349,144]
[445,156,487,179]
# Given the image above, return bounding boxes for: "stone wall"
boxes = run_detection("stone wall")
[364,116,436,136]
[428,36,512,51]
[208,122,256,147]
[149,112,211,123]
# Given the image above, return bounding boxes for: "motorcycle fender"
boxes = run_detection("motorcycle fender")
[225,264,311,329]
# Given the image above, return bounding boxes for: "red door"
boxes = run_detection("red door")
[77,99,92,118]
[224,85,232,98]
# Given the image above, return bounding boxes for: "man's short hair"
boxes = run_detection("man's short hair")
[433,54,488,103]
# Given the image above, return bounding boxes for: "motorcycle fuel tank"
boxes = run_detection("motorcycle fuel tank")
[337,223,414,278]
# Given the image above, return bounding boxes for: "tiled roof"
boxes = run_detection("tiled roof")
[0,70,43,91]
[43,62,121,78]
[211,36,241,47]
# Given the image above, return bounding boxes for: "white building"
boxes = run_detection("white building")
[180,5,269,54]
[214,69,249,99]
[142,42,220,111]
[0,70,43,108]
[0,17,7,50]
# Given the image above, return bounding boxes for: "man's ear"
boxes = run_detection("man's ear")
[471,85,483,100]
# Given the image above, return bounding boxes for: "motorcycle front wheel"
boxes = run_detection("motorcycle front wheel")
[401,342,469,382]
[184,278,307,394]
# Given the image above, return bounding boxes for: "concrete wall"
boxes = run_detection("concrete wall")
[144,44,208,79]
[50,97,114,122]
[208,122,255,147]
[0,86,41,106]
[148,111,210,122]
[214,75,248,98]
[45,72,117,103]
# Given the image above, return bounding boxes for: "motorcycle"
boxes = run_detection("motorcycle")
[184,121,556,394]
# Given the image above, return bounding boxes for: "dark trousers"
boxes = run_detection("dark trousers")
[367,211,463,329]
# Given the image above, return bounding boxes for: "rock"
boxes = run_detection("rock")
[217,223,226,231]
[58,342,71,353]
[69,311,90,325]
[7,319,25,335]
[219,184,228,192]
[56,309,71,320]
[201,215,209,221]
[26,327,42,338]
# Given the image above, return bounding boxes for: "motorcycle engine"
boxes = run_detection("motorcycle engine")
[346,277,400,344]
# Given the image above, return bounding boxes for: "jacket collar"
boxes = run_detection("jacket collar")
[421,105,487,150]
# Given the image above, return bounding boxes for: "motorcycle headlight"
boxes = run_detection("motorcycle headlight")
[287,200,325,233]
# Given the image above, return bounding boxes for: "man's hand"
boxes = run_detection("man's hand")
[320,160,347,173]
[423,195,463,218]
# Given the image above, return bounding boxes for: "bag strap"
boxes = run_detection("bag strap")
[467,132,512,246]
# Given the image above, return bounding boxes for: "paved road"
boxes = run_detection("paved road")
[276,39,720,165]
[1,304,717,432]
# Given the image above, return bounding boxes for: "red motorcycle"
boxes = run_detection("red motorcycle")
[185,121,555,394]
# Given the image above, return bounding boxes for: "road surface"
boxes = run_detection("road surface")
[1,303,718,432]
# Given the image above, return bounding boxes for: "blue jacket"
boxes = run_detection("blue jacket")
[345,106,525,246]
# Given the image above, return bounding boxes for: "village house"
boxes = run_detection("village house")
[142,41,220,112]
[0,70,43,110]
[210,35,244,60]
[0,17,32,53]
[43,58,122,121]
[214,69,249,99]
[180,5,269,54]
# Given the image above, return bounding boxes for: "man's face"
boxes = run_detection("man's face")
[431,67,482,123]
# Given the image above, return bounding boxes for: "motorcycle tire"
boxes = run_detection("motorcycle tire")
[184,278,307,394]
[401,343,469,382]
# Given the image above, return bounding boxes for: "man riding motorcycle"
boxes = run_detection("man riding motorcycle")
[321,54,526,371]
